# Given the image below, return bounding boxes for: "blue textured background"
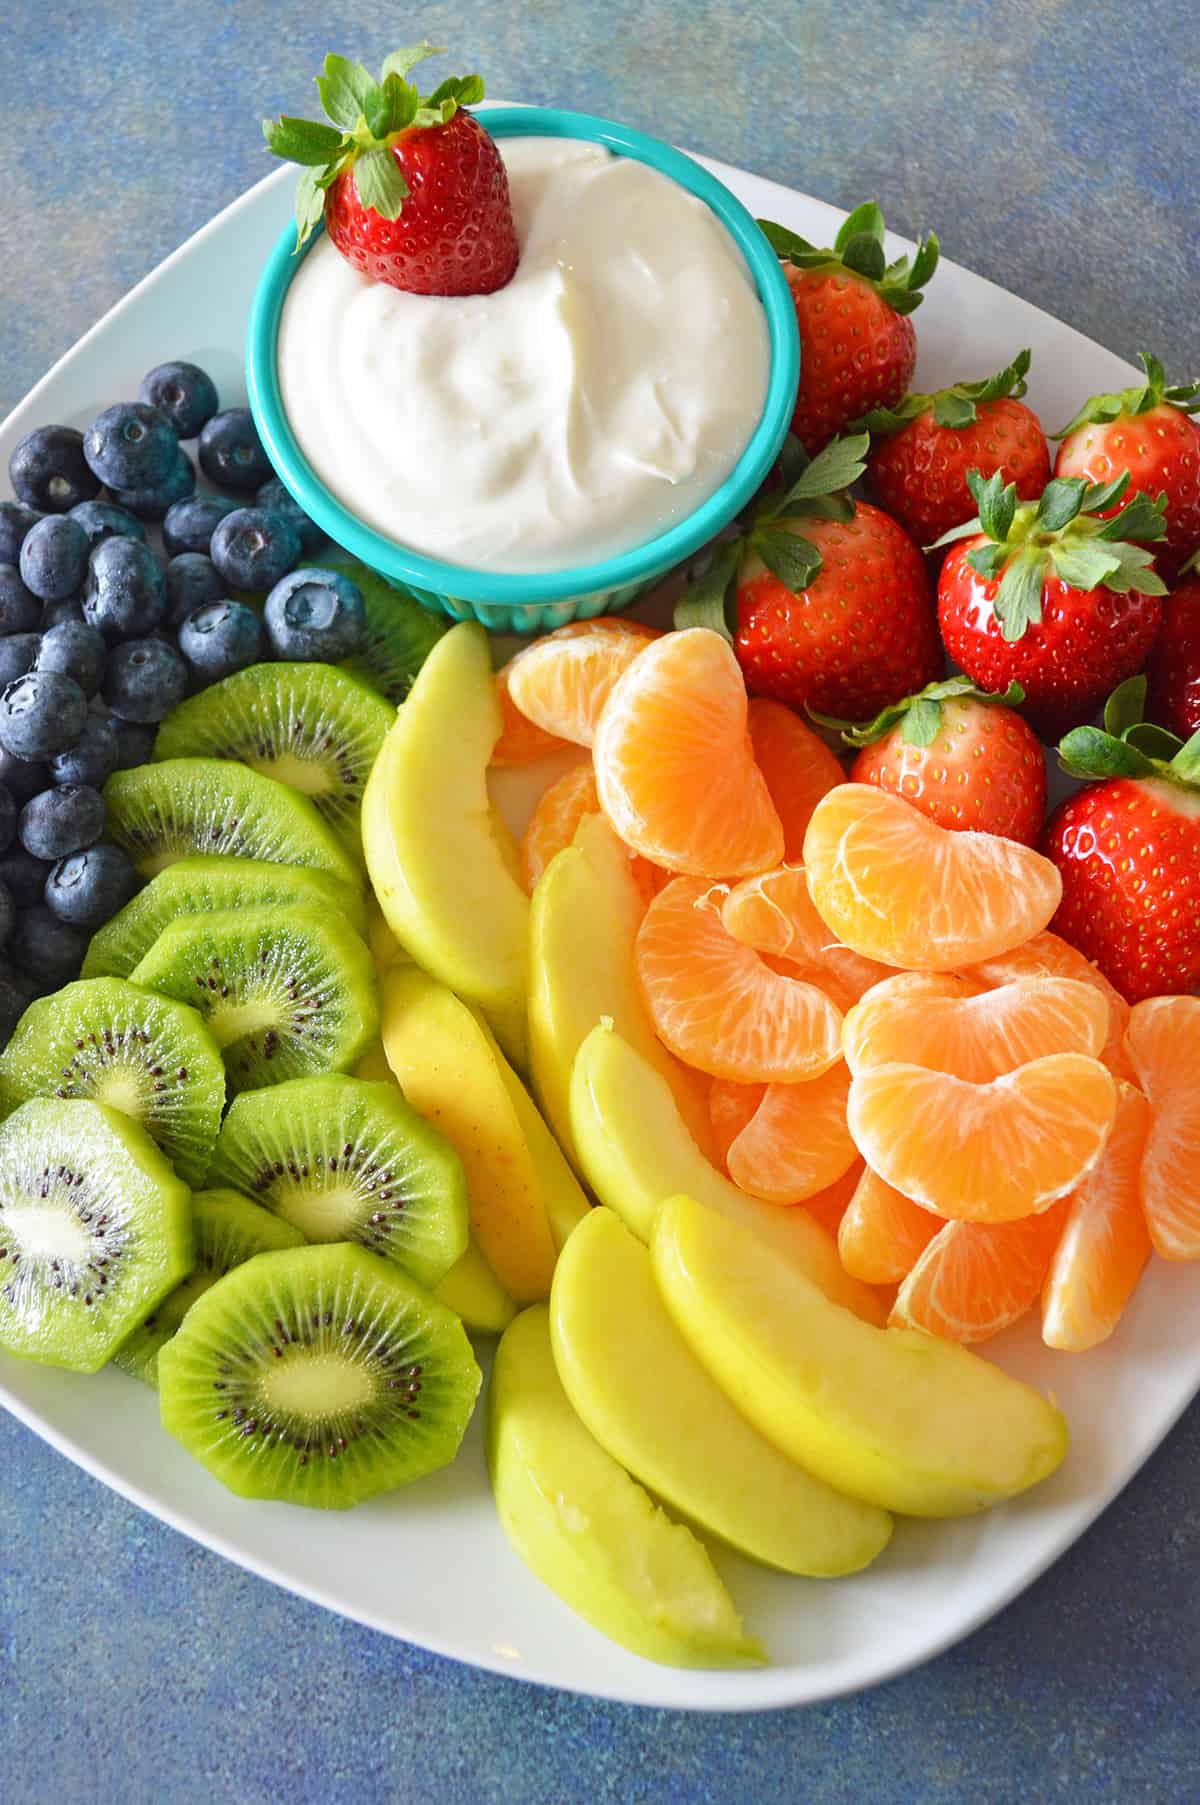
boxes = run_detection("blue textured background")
[3,2,1199,1798]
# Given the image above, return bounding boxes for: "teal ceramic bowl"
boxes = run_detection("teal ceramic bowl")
[246,106,800,635]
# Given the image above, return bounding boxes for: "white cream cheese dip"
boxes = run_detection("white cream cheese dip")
[276,135,771,574]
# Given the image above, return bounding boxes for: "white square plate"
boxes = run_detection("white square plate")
[1,131,1191,1714]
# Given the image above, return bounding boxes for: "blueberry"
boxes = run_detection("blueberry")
[102,638,188,723]
[0,885,14,952]
[109,446,196,522]
[198,407,272,493]
[0,748,51,805]
[82,401,177,492]
[19,784,106,861]
[255,478,324,555]
[178,600,264,686]
[138,360,220,440]
[211,508,301,594]
[68,499,147,553]
[0,846,51,907]
[9,426,100,514]
[0,502,42,566]
[10,904,84,990]
[0,567,41,636]
[0,785,14,856]
[161,493,239,558]
[0,672,88,761]
[165,552,227,627]
[0,636,42,686]
[35,620,105,698]
[19,514,90,603]
[45,844,138,931]
[49,717,118,789]
[41,600,84,629]
[264,567,365,661]
[111,719,157,770]
[82,536,166,640]
[0,956,35,1039]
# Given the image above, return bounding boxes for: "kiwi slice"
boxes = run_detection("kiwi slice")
[207,1074,468,1290]
[83,855,367,981]
[0,1097,192,1373]
[153,664,394,854]
[157,1241,481,1508]
[0,977,224,1187]
[114,1188,304,1385]
[130,903,378,1094]
[104,758,361,889]
[314,556,449,706]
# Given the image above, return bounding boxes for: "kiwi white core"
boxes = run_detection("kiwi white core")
[10,1204,93,1265]
[271,1180,363,1242]
[262,1349,378,1418]
[208,996,286,1050]
[93,1069,151,1117]
[252,752,332,799]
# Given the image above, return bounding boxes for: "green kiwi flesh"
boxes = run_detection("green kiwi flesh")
[114,1189,304,1385]
[0,1097,192,1373]
[207,1074,468,1290]
[152,664,394,854]
[314,556,449,706]
[157,1241,481,1508]
[83,856,366,980]
[103,758,361,889]
[129,904,378,1094]
[0,977,225,1187]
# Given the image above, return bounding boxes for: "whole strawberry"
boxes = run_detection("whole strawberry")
[677,434,941,719]
[1145,552,1200,739]
[862,349,1050,546]
[1054,353,1200,580]
[758,205,939,454]
[264,46,518,296]
[938,469,1167,741]
[1045,679,1200,1001]
[829,675,1047,844]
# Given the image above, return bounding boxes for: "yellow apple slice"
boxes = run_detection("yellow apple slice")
[529,813,715,1170]
[487,1306,764,1668]
[653,1194,1069,1518]
[492,1055,590,1251]
[570,1023,885,1325]
[551,1209,892,1575]
[380,964,558,1303]
[435,1241,517,1335]
[362,622,529,1067]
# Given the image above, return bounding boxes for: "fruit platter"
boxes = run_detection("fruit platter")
[1,50,1199,1712]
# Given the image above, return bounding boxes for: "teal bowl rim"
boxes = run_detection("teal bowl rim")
[246,105,800,607]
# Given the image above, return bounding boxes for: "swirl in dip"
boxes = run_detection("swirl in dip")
[276,135,772,574]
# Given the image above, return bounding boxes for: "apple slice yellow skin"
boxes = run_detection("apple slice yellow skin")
[653,1194,1069,1519]
[361,622,529,1068]
[380,964,558,1304]
[551,1208,892,1576]
[569,1022,886,1326]
[529,815,714,1171]
[487,1306,765,1669]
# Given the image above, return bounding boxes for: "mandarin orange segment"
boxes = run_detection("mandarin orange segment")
[838,1165,941,1285]
[594,628,785,878]
[720,866,896,1008]
[708,1077,764,1172]
[1042,1082,1153,1350]
[802,784,1063,969]
[519,762,601,895]
[963,931,1134,1083]
[802,1158,865,1236]
[1126,996,1200,1260]
[842,975,1110,1082]
[718,1064,857,1204]
[636,876,843,1082]
[890,1201,1069,1344]
[747,699,845,859]
[847,1054,1117,1224]
[507,632,654,749]
[492,618,659,766]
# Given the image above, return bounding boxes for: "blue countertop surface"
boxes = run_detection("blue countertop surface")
[2,2,1198,1798]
